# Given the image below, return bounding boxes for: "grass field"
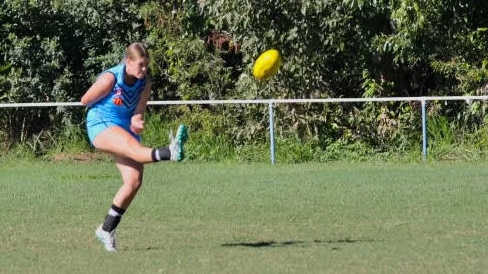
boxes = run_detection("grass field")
[2,159,488,273]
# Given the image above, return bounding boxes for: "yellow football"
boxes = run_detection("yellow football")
[252,49,282,81]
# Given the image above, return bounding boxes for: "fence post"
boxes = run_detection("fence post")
[268,100,276,165]
[421,100,427,161]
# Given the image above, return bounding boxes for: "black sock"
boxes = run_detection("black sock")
[151,147,171,162]
[102,204,126,232]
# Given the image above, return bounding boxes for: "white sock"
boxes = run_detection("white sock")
[108,208,122,217]
[154,149,161,161]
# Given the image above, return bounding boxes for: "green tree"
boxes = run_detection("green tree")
[200,0,488,150]
[0,0,144,148]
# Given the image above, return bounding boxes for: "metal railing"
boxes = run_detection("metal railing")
[2,95,488,164]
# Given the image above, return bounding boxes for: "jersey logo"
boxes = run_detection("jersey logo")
[113,88,124,106]
[112,84,142,109]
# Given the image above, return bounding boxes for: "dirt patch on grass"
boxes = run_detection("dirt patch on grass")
[51,151,110,162]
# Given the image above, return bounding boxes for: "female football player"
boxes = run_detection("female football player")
[81,42,188,252]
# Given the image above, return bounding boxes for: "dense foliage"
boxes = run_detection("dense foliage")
[0,0,146,150]
[202,0,488,150]
[1,0,488,161]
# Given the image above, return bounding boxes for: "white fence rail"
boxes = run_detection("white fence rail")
[2,96,488,164]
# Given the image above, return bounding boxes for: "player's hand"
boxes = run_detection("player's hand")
[130,116,144,135]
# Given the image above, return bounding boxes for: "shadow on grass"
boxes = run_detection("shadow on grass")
[222,238,374,249]
[126,239,375,251]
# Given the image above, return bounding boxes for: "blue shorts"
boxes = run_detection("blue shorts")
[86,109,141,145]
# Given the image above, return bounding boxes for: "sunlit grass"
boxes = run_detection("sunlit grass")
[1,160,488,273]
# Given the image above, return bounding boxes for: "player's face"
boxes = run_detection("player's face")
[126,57,149,80]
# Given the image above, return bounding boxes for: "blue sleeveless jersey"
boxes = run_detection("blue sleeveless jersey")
[87,64,147,124]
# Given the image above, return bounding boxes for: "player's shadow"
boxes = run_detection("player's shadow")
[222,238,373,249]
[127,238,374,251]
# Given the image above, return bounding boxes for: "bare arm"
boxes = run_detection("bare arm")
[134,79,151,116]
[81,73,116,106]
[130,79,152,135]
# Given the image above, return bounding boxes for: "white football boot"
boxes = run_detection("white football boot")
[95,224,117,252]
